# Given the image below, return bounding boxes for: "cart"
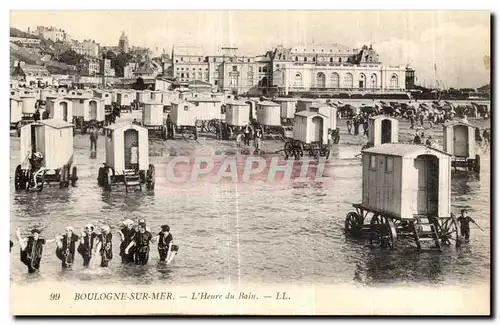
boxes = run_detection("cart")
[344,144,460,251]
[284,111,331,160]
[142,102,167,141]
[14,119,78,192]
[168,101,199,141]
[97,123,155,192]
[442,119,481,173]
[72,98,106,134]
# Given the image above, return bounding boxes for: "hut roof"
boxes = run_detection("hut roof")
[259,100,280,106]
[227,100,250,106]
[273,97,297,102]
[295,111,328,118]
[104,122,144,131]
[188,97,221,103]
[39,119,74,129]
[369,114,397,121]
[442,119,477,129]
[362,143,451,158]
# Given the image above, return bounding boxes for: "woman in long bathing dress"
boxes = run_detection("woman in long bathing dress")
[125,222,153,265]
[95,225,113,267]
[119,219,136,263]
[77,224,98,267]
[55,226,80,269]
[17,227,55,273]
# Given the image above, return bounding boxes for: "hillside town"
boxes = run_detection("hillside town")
[10,25,490,99]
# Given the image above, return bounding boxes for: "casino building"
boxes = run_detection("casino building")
[269,44,407,95]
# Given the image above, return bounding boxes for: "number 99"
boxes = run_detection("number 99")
[49,293,60,300]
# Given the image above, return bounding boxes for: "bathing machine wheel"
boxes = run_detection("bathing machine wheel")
[369,214,397,249]
[146,164,155,190]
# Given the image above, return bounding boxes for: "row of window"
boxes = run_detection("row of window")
[293,72,399,88]
[175,57,253,63]
[369,155,394,172]
[295,57,344,63]
[176,67,209,71]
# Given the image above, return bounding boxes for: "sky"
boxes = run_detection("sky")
[10,10,490,88]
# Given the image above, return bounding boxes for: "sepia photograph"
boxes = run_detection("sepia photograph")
[8,10,491,315]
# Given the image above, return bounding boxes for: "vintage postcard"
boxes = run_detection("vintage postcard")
[9,10,491,315]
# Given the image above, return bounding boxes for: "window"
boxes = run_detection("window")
[283,56,286,60]
[390,74,399,88]
[184,105,189,111]
[259,67,262,72]
[344,73,353,88]
[247,59,250,63]
[263,67,267,73]
[215,80,218,85]
[385,156,394,172]
[80,99,84,104]
[198,58,201,62]
[369,155,376,169]
[304,57,307,62]
[181,68,184,70]
[371,74,377,88]
[316,72,326,88]
[295,56,298,61]
[330,58,333,63]
[339,58,342,63]
[330,73,339,88]
[294,73,302,87]
[276,64,280,68]
[181,57,183,61]
[213,58,216,62]
[232,65,237,72]
[181,73,184,78]
[186,73,189,78]
[312,57,316,62]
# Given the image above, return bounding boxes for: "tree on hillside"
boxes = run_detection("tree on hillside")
[112,52,133,77]
[105,51,117,61]
[59,50,83,66]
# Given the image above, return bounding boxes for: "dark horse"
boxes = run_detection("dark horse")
[105,107,121,126]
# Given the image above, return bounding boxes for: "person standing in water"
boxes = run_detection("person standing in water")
[16,228,53,273]
[77,224,98,267]
[154,225,179,263]
[119,219,136,263]
[457,209,477,243]
[89,126,99,153]
[55,226,80,269]
[95,225,113,267]
[125,222,153,265]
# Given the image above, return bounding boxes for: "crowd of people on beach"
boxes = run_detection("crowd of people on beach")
[11,219,179,274]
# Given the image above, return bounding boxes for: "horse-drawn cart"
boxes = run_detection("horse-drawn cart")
[14,119,78,192]
[344,144,459,250]
[284,111,331,160]
[97,123,155,192]
[142,102,167,141]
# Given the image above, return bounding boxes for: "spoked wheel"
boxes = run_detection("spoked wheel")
[439,216,460,247]
[344,212,363,238]
[146,164,155,191]
[208,120,217,134]
[193,127,199,141]
[59,166,67,189]
[35,172,45,192]
[14,165,26,191]
[369,214,397,249]
[171,125,176,140]
[71,166,78,187]
[284,141,294,160]
[103,167,113,191]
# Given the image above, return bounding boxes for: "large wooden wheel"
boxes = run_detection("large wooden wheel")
[70,166,78,187]
[59,166,67,188]
[14,165,26,191]
[369,214,397,249]
[439,216,459,247]
[474,154,481,173]
[344,212,363,238]
[284,141,294,160]
[146,164,155,190]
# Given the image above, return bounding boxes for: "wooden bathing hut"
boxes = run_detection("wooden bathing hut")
[98,123,155,191]
[15,119,77,192]
[442,119,480,172]
[142,102,167,140]
[93,89,113,108]
[117,91,134,109]
[344,143,458,251]
[367,115,399,147]
[46,98,73,122]
[283,111,331,160]
[169,101,199,140]
[10,96,22,129]
[71,97,106,133]
[226,101,251,127]
[273,97,297,123]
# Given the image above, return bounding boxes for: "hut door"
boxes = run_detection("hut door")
[89,101,97,120]
[124,129,139,169]
[381,119,392,144]
[311,116,323,143]
[414,155,439,215]
[60,101,68,121]
[453,125,469,157]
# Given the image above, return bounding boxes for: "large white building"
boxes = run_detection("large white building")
[271,45,406,95]
[35,26,67,42]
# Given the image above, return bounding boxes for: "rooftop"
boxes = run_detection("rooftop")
[362,143,451,158]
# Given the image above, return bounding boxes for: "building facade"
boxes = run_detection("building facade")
[9,37,41,46]
[11,62,52,86]
[99,58,115,77]
[168,44,407,96]
[79,58,100,76]
[119,31,129,53]
[70,40,100,57]
[35,26,67,42]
